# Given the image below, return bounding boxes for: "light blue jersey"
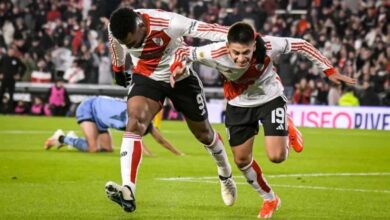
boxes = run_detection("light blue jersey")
[76,96,128,132]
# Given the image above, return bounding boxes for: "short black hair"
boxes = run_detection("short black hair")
[227,22,255,45]
[109,7,138,40]
[228,22,266,64]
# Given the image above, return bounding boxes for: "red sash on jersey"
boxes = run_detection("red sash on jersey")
[223,56,271,100]
[132,14,171,76]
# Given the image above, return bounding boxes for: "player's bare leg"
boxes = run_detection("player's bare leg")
[264,136,289,163]
[47,122,100,152]
[106,96,161,212]
[231,137,280,218]
[186,118,237,206]
[98,131,113,152]
[79,121,100,152]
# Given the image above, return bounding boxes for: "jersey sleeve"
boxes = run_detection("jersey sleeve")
[108,26,127,72]
[168,12,228,42]
[264,36,336,76]
[169,43,218,73]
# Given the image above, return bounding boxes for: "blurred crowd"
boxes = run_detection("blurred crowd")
[0,0,389,115]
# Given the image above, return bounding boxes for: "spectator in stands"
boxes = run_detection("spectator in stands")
[96,44,113,84]
[46,79,70,116]
[51,39,73,80]
[315,80,329,105]
[0,0,387,107]
[78,45,99,84]
[71,25,83,55]
[277,54,295,102]
[328,83,342,106]
[47,4,61,22]
[359,82,380,106]
[0,47,26,113]
[31,59,52,83]
[29,37,46,61]
[338,86,360,107]
[293,78,312,104]
[222,7,242,26]
[21,53,36,82]
[63,60,85,83]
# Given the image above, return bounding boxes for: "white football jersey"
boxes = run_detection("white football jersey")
[108,9,228,83]
[172,35,336,107]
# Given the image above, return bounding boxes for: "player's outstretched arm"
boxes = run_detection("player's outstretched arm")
[150,127,184,156]
[327,70,357,85]
[142,143,155,157]
[269,36,357,86]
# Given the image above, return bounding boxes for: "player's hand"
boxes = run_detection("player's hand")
[328,72,357,85]
[170,65,185,88]
[114,71,131,87]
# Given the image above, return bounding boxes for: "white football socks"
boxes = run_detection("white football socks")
[120,132,143,195]
[240,159,275,201]
[205,131,232,178]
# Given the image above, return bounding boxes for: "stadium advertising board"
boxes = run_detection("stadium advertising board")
[287,105,390,130]
[206,101,390,130]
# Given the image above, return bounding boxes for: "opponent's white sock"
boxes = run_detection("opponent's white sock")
[205,131,232,178]
[240,159,275,200]
[120,132,143,195]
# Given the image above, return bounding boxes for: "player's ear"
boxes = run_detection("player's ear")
[226,42,230,49]
[252,41,256,51]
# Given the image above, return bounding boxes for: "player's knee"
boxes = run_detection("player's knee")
[267,152,286,163]
[126,113,148,135]
[234,156,252,168]
[194,128,214,145]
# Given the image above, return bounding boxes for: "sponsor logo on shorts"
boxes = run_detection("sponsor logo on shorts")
[276,124,285,130]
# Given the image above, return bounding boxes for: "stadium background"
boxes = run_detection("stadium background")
[0,0,389,114]
[0,0,390,219]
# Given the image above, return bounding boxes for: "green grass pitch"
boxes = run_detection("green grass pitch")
[0,115,389,219]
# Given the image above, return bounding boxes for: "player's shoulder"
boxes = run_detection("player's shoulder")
[209,42,228,59]
[261,35,274,51]
[261,35,292,53]
[136,9,172,29]
[136,8,172,20]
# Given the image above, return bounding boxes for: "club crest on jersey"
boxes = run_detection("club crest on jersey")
[152,37,164,46]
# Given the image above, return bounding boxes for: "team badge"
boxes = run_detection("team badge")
[152,38,164,46]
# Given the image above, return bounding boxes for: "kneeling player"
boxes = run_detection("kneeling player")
[44,96,184,156]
